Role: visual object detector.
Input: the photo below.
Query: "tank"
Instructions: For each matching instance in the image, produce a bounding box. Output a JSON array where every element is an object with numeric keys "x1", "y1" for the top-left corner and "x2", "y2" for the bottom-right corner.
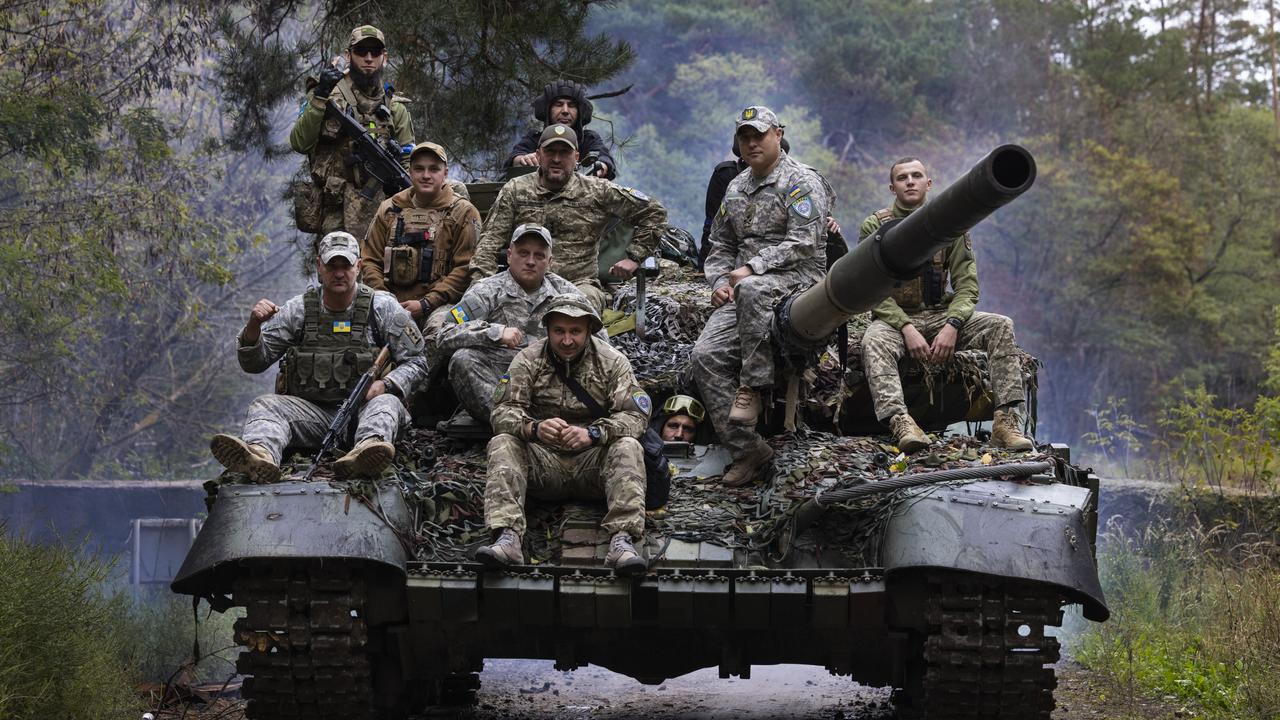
[{"x1": 171, "y1": 144, "x2": 1106, "y2": 720}]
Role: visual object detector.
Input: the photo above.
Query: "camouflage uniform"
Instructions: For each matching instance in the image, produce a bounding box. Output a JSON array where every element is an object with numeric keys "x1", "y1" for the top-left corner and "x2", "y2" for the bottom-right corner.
[
  {"x1": 858, "y1": 202, "x2": 1024, "y2": 421},
  {"x1": 236, "y1": 284, "x2": 427, "y2": 463},
  {"x1": 431, "y1": 270, "x2": 588, "y2": 422},
  {"x1": 468, "y1": 171, "x2": 666, "y2": 312},
  {"x1": 485, "y1": 331, "x2": 650, "y2": 538},
  {"x1": 691, "y1": 150, "x2": 831, "y2": 456},
  {"x1": 289, "y1": 73, "x2": 413, "y2": 240}
]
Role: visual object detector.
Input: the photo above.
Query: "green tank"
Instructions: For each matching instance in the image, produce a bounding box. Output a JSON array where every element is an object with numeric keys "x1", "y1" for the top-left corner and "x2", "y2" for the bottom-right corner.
[{"x1": 172, "y1": 144, "x2": 1106, "y2": 719}]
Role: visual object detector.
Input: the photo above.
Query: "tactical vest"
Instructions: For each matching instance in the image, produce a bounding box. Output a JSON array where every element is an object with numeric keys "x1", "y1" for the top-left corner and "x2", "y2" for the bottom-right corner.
[
  {"x1": 384, "y1": 198, "x2": 464, "y2": 288},
  {"x1": 873, "y1": 207, "x2": 947, "y2": 309},
  {"x1": 281, "y1": 286, "x2": 377, "y2": 405},
  {"x1": 311, "y1": 77, "x2": 396, "y2": 186}
]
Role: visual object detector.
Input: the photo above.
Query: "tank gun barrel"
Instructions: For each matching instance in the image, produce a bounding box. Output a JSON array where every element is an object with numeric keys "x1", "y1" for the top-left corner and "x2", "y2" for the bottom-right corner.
[{"x1": 778, "y1": 144, "x2": 1036, "y2": 346}]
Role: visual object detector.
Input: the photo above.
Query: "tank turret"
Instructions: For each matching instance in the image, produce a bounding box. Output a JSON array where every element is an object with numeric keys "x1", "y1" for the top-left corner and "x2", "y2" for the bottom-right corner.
[{"x1": 776, "y1": 144, "x2": 1036, "y2": 348}]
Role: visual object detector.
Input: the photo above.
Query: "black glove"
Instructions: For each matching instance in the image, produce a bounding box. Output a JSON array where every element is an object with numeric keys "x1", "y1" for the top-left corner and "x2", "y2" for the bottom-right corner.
[{"x1": 313, "y1": 67, "x2": 343, "y2": 99}]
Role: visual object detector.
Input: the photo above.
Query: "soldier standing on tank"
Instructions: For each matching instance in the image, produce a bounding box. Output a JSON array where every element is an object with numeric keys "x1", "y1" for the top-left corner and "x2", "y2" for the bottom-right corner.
[
  {"x1": 475, "y1": 295, "x2": 650, "y2": 574},
  {"x1": 433, "y1": 224, "x2": 596, "y2": 424},
  {"x1": 859, "y1": 157, "x2": 1033, "y2": 453},
  {"x1": 360, "y1": 141, "x2": 480, "y2": 336},
  {"x1": 469, "y1": 124, "x2": 667, "y2": 313},
  {"x1": 505, "y1": 80, "x2": 616, "y2": 179},
  {"x1": 690, "y1": 106, "x2": 832, "y2": 488},
  {"x1": 210, "y1": 232, "x2": 428, "y2": 483},
  {"x1": 289, "y1": 25, "x2": 414, "y2": 240}
]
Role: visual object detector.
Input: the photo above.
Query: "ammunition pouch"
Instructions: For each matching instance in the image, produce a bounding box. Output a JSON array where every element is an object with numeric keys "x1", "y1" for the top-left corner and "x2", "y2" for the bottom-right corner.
[
  {"x1": 322, "y1": 174, "x2": 346, "y2": 207},
  {"x1": 386, "y1": 230, "x2": 435, "y2": 287},
  {"x1": 280, "y1": 286, "x2": 378, "y2": 405},
  {"x1": 291, "y1": 168, "x2": 325, "y2": 234}
]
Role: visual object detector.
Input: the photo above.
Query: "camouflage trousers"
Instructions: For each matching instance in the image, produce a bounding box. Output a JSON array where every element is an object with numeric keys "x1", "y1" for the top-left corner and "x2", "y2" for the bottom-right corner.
[
  {"x1": 862, "y1": 309, "x2": 1025, "y2": 422},
  {"x1": 448, "y1": 346, "x2": 519, "y2": 423},
  {"x1": 317, "y1": 184, "x2": 382, "y2": 242},
  {"x1": 421, "y1": 304, "x2": 453, "y2": 335},
  {"x1": 242, "y1": 393, "x2": 408, "y2": 464},
  {"x1": 690, "y1": 273, "x2": 799, "y2": 458},
  {"x1": 484, "y1": 433, "x2": 646, "y2": 538},
  {"x1": 575, "y1": 280, "x2": 608, "y2": 316}
]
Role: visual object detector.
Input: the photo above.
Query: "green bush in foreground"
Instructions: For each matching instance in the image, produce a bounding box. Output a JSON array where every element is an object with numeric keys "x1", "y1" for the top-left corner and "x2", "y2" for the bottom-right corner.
[
  {"x1": 0, "y1": 530, "x2": 143, "y2": 720},
  {"x1": 1075, "y1": 521, "x2": 1280, "y2": 719}
]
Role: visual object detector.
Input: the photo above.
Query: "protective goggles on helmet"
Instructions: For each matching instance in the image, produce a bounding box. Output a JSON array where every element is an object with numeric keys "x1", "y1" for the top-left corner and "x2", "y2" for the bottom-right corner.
[{"x1": 662, "y1": 395, "x2": 705, "y2": 423}]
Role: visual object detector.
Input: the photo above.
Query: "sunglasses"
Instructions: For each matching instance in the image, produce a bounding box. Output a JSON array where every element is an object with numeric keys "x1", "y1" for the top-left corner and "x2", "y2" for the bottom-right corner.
[
  {"x1": 351, "y1": 45, "x2": 385, "y2": 58},
  {"x1": 662, "y1": 395, "x2": 705, "y2": 423}
]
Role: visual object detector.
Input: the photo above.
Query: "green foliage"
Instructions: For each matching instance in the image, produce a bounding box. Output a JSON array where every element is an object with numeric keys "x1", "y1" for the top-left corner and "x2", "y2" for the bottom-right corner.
[
  {"x1": 1155, "y1": 385, "x2": 1279, "y2": 493},
  {"x1": 0, "y1": 532, "x2": 142, "y2": 719},
  {"x1": 1081, "y1": 396, "x2": 1147, "y2": 477}
]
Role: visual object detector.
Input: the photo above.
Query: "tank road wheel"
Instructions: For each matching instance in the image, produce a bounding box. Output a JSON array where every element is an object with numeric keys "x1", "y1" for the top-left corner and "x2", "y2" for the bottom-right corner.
[
  {"x1": 233, "y1": 561, "x2": 375, "y2": 720},
  {"x1": 894, "y1": 573, "x2": 1063, "y2": 720}
]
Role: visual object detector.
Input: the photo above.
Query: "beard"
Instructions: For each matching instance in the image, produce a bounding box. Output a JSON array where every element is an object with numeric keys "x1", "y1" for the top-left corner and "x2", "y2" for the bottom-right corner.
[{"x1": 350, "y1": 66, "x2": 382, "y2": 92}]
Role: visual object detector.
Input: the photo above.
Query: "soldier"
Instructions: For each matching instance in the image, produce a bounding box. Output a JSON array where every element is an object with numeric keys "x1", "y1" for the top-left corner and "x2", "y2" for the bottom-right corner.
[
  {"x1": 360, "y1": 141, "x2": 480, "y2": 335},
  {"x1": 432, "y1": 223, "x2": 594, "y2": 423},
  {"x1": 469, "y1": 123, "x2": 667, "y2": 313},
  {"x1": 210, "y1": 232, "x2": 428, "y2": 482},
  {"x1": 475, "y1": 295, "x2": 650, "y2": 574},
  {"x1": 289, "y1": 25, "x2": 413, "y2": 240},
  {"x1": 655, "y1": 394, "x2": 704, "y2": 443},
  {"x1": 858, "y1": 157, "x2": 1033, "y2": 453},
  {"x1": 690, "y1": 106, "x2": 832, "y2": 487},
  {"x1": 505, "y1": 80, "x2": 616, "y2": 179}
]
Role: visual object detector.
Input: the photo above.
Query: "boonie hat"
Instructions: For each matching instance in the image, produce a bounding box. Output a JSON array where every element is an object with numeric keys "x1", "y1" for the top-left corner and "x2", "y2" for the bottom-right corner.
[
  {"x1": 541, "y1": 294, "x2": 602, "y2": 332},
  {"x1": 511, "y1": 223, "x2": 553, "y2": 248},
  {"x1": 735, "y1": 105, "x2": 782, "y2": 133},
  {"x1": 538, "y1": 123, "x2": 578, "y2": 151},
  {"x1": 408, "y1": 141, "x2": 448, "y2": 164},
  {"x1": 348, "y1": 25, "x2": 385, "y2": 49},
  {"x1": 318, "y1": 231, "x2": 360, "y2": 265}
]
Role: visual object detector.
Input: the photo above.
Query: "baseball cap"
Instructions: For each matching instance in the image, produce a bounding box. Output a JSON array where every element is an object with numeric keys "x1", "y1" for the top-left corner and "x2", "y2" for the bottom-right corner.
[
  {"x1": 318, "y1": 231, "x2": 360, "y2": 264},
  {"x1": 735, "y1": 105, "x2": 782, "y2": 133},
  {"x1": 541, "y1": 293, "x2": 602, "y2": 332},
  {"x1": 511, "y1": 223, "x2": 553, "y2": 248},
  {"x1": 538, "y1": 123, "x2": 578, "y2": 151},
  {"x1": 408, "y1": 141, "x2": 448, "y2": 164},
  {"x1": 348, "y1": 25, "x2": 385, "y2": 48}
]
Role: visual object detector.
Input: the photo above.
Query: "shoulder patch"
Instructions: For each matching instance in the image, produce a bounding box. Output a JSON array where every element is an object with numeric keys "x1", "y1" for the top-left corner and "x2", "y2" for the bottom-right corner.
[
  {"x1": 632, "y1": 390, "x2": 652, "y2": 414},
  {"x1": 403, "y1": 322, "x2": 423, "y2": 346},
  {"x1": 451, "y1": 306, "x2": 470, "y2": 324},
  {"x1": 493, "y1": 373, "x2": 510, "y2": 403},
  {"x1": 791, "y1": 197, "x2": 815, "y2": 220},
  {"x1": 625, "y1": 186, "x2": 649, "y2": 201},
  {"x1": 786, "y1": 182, "x2": 812, "y2": 202}
]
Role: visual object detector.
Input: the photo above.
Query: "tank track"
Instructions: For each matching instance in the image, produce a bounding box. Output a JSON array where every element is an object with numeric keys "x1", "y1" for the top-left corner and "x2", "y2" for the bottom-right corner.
[
  {"x1": 900, "y1": 574, "x2": 1063, "y2": 719},
  {"x1": 232, "y1": 561, "x2": 375, "y2": 720}
]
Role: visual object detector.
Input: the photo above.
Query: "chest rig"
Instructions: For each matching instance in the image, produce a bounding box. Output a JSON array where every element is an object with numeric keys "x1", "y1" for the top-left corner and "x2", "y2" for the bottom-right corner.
[
  {"x1": 875, "y1": 207, "x2": 947, "y2": 308},
  {"x1": 384, "y1": 198, "x2": 460, "y2": 288},
  {"x1": 280, "y1": 286, "x2": 377, "y2": 405},
  {"x1": 311, "y1": 78, "x2": 395, "y2": 186}
]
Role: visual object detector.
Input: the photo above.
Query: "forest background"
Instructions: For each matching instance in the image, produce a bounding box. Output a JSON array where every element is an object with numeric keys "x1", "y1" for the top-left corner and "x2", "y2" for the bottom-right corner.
[{"x1": 2, "y1": 0, "x2": 1278, "y2": 490}]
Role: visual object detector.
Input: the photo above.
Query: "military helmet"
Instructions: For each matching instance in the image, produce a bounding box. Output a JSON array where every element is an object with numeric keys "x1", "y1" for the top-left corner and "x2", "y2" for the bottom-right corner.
[
  {"x1": 540, "y1": 293, "x2": 603, "y2": 333},
  {"x1": 531, "y1": 79, "x2": 594, "y2": 126},
  {"x1": 662, "y1": 394, "x2": 706, "y2": 423}
]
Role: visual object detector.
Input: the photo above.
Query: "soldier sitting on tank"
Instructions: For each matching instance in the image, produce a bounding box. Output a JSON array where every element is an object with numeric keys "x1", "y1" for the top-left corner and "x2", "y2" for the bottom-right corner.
[
  {"x1": 360, "y1": 141, "x2": 480, "y2": 336},
  {"x1": 859, "y1": 157, "x2": 1033, "y2": 453},
  {"x1": 432, "y1": 223, "x2": 596, "y2": 425},
  {"x1": 469, "y1": 123, "x2": 667, "y2": 314},
  {"x1": 210, "y1": 232, "x2": 428, "y2": 483},
  {"x1": 690, "y1": 105, "x2": 832, "y2": 488},
  {"x1": 654, "y1": 394, "x2": 704, "y2": 443},
  {"x1": 475, "y1": 295, "x2": 651, "y2": 574},
  {"x1": 505, "y1": 79, "x2": 616, "y2": 179}
]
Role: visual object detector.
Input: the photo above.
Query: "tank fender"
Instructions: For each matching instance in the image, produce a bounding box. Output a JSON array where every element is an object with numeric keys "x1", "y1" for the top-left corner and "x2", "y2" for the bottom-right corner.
[
  {"x1": 171, "y1": 481, "x2": 410, "y2": 598},
  {"x1": 880, "y1": 480, "x2": 1108, "y2": 621}
]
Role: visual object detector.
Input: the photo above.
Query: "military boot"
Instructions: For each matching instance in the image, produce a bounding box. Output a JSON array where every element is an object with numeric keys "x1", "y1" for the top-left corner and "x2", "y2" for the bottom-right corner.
[
  {"x1": 721, "y1": 440, "x2": 775, "y2": 487},
  {"x1": 991, "y1": 407, "x2": 1034, "y2": 451},
  {"x1": 475, "y1": 528, "x2": 523, "y2": 567},
  {"x1": 889, "y1": 413, "x2": 930, "y2": 453},
  {"x1": 210, "y1": 434, "x2": 280, "y2": 484},
  {"x1": 605, "y1": 532, "x2": 648, "y2": 575},
  {"x1": 728, "y1": 385, "x2": 761, "y2": 425},
  {"x1": 333, "y1": 437, "x2": 396, "y2": 479}
]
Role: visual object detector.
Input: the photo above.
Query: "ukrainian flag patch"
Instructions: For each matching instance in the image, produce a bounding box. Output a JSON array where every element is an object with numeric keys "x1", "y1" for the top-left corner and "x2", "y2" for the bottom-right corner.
[
  {"x1": 332, "y1": 320, "x2": 352, "y2": 333},
  {"x1": 451, "y1": 306, "x2": 470, "y2": 324}
]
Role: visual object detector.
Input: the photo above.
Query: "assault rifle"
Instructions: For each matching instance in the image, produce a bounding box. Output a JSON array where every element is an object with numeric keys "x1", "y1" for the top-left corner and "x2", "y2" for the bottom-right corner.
[
  {"x1": 326, "y1": 99, "x2": 412, "y2": 199},
  {"x1": 303, "y1": 346, "x2": 392, "y2": 482}
]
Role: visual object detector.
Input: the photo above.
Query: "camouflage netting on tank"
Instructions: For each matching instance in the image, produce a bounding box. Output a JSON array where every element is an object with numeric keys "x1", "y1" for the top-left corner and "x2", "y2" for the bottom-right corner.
[{"x1": 608, "y1": 269, "x2": 712, "y2": 397}]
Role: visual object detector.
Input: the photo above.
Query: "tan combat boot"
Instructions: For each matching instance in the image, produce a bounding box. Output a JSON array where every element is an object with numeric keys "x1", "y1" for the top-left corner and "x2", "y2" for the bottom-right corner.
[
  {"x1": 475, "y1": 528, "x2": 524, "y2": 567},
  {"x1": 210, "y1": 434, "x2": 280, "y2": 484},
  {"x1": 333, "y1": 437, "x2": 396, "y2": 479},
  {"x1": 728, "y1": 385, "x2": 762, "y2": 425},
  {"x1": 605, "y1": 532, "x2": 648, "y2": 575},
  {"x1": 722, "y1": 440, "x2": 775, "y2": 487},
  {"x1": 889, "y1": 413, "x2": 930, "y2": 453},
  {"x1": 991, "y1": 407, "x2": 1034, "y2": 451}
]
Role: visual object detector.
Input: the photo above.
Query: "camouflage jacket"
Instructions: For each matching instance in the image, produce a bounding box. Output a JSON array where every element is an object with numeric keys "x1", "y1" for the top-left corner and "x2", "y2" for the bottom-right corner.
[
  {"x1": 432, "y1": 271, "x2": 591, "y2": 356},
  {"x1": 361, "y1": 184, "x2": 481, "y2": 309},
  {"x1": 469, "y1": 172, "x2": 666, "y2": 286},
  {"x1": 288, "y1": 76, "x2": 414, "y2": 182},
  {"x1": 704, "y1": 152, "x2": 831, "y2": 290},
  {"x1": 857, "y1": 200, "x2": 978, "y2": 330},
  {"x1": 491, "y1": 337, "x2": 650, "y2": 447},
  {"x1": 237, "y1": 284, "x2": 428, "y2": 398}
]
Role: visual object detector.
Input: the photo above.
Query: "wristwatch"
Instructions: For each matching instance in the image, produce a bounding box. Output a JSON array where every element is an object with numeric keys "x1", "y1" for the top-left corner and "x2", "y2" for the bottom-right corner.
[
  {"x1": 529, "y1": 420, "x2": 542, "y2": 441},
  {"x1": 587, "y1": 425, "x2": 603, "y2": 446},
  {"x1": 946, "y1": 317, "x2": 964, "y2": 331}
]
